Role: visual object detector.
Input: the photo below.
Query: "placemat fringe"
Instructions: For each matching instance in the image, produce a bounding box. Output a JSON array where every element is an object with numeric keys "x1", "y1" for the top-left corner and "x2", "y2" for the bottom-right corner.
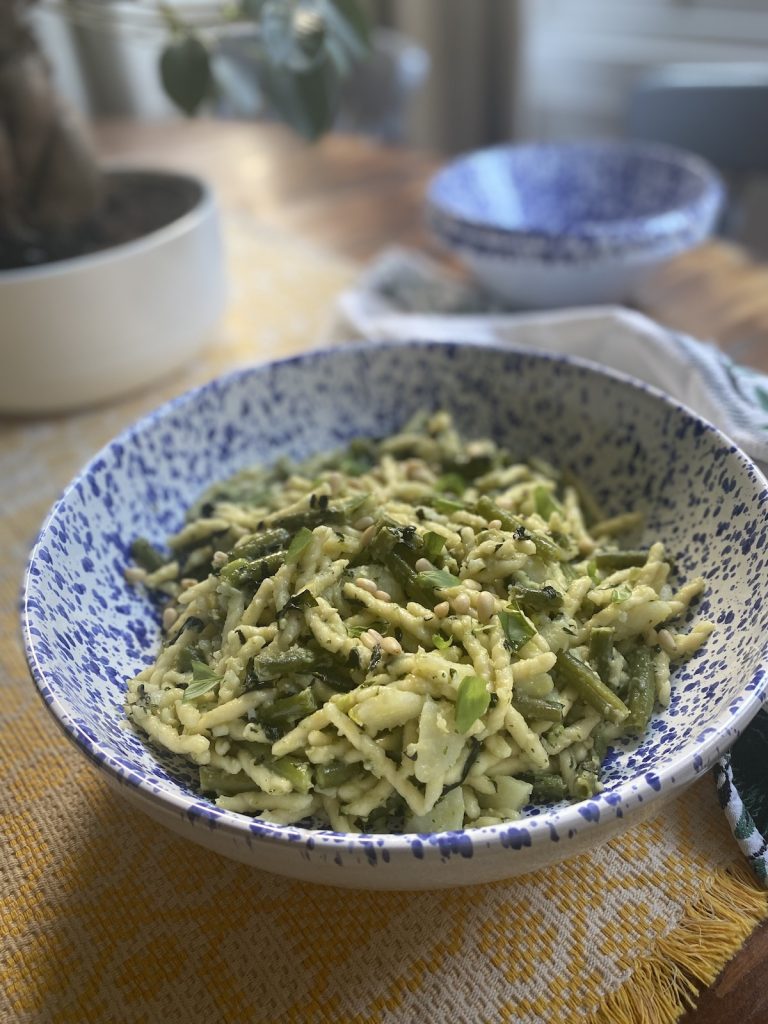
[{"x1": 586, "y1": 863, "x2": 768, "y2": 1024}]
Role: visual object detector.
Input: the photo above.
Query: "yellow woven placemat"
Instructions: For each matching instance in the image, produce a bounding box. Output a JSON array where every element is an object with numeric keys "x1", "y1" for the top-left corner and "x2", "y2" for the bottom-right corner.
[{"x1": 2, "y1": 220, "x2": 766, "y2": 1024}]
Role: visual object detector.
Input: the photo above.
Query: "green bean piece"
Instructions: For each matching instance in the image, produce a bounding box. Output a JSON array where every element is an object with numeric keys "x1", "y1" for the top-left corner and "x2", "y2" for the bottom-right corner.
[
  {"x1": 533, "y1": 485, "x2": 561, "y2": 520},
  {"x1": 523, "y1": 773, "x2": 569, "y2": 803},
  {"x1": 589, "y1": 626, "x2": 615, "y2": 685},
  {"x1": 510, "y1": 695, "x2": 565, "y2": 723},
  {"x1": 250, "y1": 646, "x2": 356, "y2": 692},
  {"x1": 229, "y1": 528, "x2": 290, "y2": 562},
  {"x1": 572, "y1": 752, "x2": 602, "y2": 800},
  {"x1": 474, "y1": 497, "x2": 564, "y2": 561},
  {"x1": 554, "y1": 651, "x2": 630, "y2": 724},
  {"x1": 498, "y1": 605, "x2": 536, "y2": 654},
  {"x1": 130, "y1": 537, "x2": 166, "y2": 573},
  {"x1": 219, "y1": 551, "x2": 285, "y2": 589},
  {"x1": 271, "y1": 756, "x2": 313, "y2": 794},
  {"x1": 373, "y1": 541, "x2": 436, "y2": 607},
  {"x1": 199, "y1": 766, "x2": 258, "y2": 796},
  {"x1": 593, "y1": 549, "x2": 649, "y2": 571},
  {"x1": 258, "y1": 687, "x2": 318, "y2": 727},
  {"x1": 311, "y1": 679, "x2": 338, "y2": 705},
  {"x1": 511, "y1": 584, "x2": 563, "y2": 612},
  {"x1": 315, "y1": 762, "x2": 359, "y2": 789},
  {"x1": 423, "y1": 531, "x2": 446, "y2": 561},
  {"x1": 624, "y1": 647, "x2": 656, "y2": 735},
  {"x1": 442, "y1": 452, "x2": 495, "y2": 481},
  {"x1": 270, "y1": 506, "x2": 346, "y2": 533},
  {"x1": 285, "y1": 526, "x2": 314, "y2": 565}
]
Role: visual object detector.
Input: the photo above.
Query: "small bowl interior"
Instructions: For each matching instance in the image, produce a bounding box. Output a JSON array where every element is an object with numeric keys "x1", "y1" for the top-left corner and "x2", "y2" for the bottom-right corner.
[
  {"x1": 428, "y1": 142, "x2": 716, "y2": 235},
  {"x1": 24, "y1": 342, "x2": 768, "y2": 841}
]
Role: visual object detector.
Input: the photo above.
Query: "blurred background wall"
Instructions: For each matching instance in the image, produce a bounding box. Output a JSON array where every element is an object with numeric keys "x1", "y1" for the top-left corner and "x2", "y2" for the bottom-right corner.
[{"x1": 33, "y1": 0, "x2": 768, "y2": 247}]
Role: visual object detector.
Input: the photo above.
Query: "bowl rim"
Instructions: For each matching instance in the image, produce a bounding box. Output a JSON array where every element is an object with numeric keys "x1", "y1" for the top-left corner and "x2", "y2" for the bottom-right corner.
[
  {"x1": 0, "y1": 167, "x2": 217, "y2": 286},
  {"x1": 426, "y1": 138, "x2": 725, "y2": 245},
  {"x1": 22, "y1": 338, "x2": 768, "y2": 859}
]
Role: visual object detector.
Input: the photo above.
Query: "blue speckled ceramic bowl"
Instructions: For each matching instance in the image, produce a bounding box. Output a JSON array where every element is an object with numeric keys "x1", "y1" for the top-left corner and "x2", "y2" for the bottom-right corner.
[
  {"x1": 427, "y1": 140, "x2": 724, "y2": 308},
  {"x1": 23, "y1": 341, "x2": 768, "y2": 890}
]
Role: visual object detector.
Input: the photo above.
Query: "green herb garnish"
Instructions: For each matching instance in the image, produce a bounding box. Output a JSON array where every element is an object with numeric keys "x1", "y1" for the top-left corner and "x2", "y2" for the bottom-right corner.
[
  {"x1": 455, "y1": 675, "x2": 491, "y2": 733},
  {"x1": 285, "y1": 527, "x2": 313, "y2": 564},
  {"x1": 182, "y1": 659, "x2": 220, "y2": 703}
]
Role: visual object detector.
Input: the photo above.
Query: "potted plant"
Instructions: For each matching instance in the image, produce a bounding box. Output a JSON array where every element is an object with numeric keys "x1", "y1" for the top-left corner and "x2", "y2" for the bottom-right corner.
[{"x1": 1, "y1": 0, "x2": 369, "y2": 414}]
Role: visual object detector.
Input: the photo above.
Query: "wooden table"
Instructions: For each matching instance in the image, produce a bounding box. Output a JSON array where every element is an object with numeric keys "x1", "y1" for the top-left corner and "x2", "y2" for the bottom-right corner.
[{"x1": 96, "y1": 119, "x2": 768, "y2": 1023}]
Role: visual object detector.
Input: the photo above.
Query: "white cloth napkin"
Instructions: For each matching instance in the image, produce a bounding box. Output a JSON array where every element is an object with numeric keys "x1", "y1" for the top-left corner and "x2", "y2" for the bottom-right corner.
[{"x1": 326, "y1": 247, "x2": 768, "y2": 471}]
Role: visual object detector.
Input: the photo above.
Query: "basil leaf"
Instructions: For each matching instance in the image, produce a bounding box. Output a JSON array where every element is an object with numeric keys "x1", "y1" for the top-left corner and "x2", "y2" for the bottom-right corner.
[
  {"x1": 423, "y1": 531, "x2": 446, "y2": 562},
  {"x1": 455, "y1": 675, "x2": 490, "y2": 733},
  {"x1": 286, "y1": 526, "x2": 313, "y2": 564},
  {"x1": 182, "y1": 659, "x2": 219, "y2": 703},
  {"x1": 415, "y1": 569, "x2": 462, "y2": 590},
  {"x1": 499, "y1": 606, "x2": 536, "y2": 654}
]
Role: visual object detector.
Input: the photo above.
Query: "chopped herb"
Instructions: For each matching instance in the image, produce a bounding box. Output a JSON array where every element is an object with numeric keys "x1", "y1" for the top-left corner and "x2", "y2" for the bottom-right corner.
[
  {"x1": 611, "y1": 583, "x2": 633, "y2": 604},
  {"x1": 182, "y1": 660, "x2": 220, "y2": 703},
  {"x1": 416, "y1": 507, "x2": 426, "y2": 521},
  {"x1": 285, "y1": 526, "x2": 314, "y2": 564},
  {"x1": 368, "y1": 644, "x2": 382, "y2": 673},
  {"x1": 318, "y1": 494, "x2": 330, "y2": 510},
  {"x1": 309, "y1": 493, "x2": 317, "y2": 509},
  {"x1": 432, "y1": 633, "x2": 453, "y2": 650},
  {"x1": 455, "y1": 675, "x2": 490, "y2": 733},
  {"x1": 423, "y1": 531, "x2": 446, "y2": 561},
  {"x1": 436, "y1": 472, "x2": 466, "y2": 495},
  {"x1": 513, "y1": 525, "x2": 528, "y2": 541},
  {"x1": 415, "y1": 568, "x2": 462, "y2": 590},
  {"x1": 235, "y1": 628, "x2": 246, "y2": 644},
  {"x1": 499, "y1": 605, "x2": 536, "y2": 654}
]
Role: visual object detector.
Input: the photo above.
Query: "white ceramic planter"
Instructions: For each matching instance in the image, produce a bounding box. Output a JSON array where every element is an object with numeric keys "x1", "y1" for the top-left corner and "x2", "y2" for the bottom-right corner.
[{"x1": 0, "y1": 169, "x2": 226, "y2": 414}]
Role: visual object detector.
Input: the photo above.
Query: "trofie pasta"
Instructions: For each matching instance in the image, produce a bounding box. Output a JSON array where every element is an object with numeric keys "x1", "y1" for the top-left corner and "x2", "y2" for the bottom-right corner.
[{"x1": 125, "y1": 412, "x2": 713, "y2": 832}]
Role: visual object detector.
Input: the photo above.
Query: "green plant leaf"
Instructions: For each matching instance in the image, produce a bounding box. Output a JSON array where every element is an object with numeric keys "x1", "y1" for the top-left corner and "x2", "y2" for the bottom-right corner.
[
  {"x1": 286, "y1": 526, "x2": 313, "y2": 564},
  {"x1": 324, "y1": 0, "x2": 370, "y2": 47},
  {"x1": 256, "y1": 56, "x2": 339, "y2": 140},
  {"x1": 160, "y1": 35, "x2": 213, "y2": 116}
]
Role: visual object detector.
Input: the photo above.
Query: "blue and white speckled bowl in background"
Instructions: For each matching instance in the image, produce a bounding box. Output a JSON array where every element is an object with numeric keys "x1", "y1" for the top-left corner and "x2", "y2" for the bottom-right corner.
[
  {"x1": 22, "y1": 341, "x2": 768, "y2": 890},
  {"x1": 427, "y1": 141, "x2": 724, "y2": 309}
]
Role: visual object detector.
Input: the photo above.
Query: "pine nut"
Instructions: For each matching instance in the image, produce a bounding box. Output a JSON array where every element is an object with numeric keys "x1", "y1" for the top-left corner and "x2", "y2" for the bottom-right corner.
[
  {"x1": 453, "y1": 593, "x2": 471, "y2": 615},
  {"x1": 414, "y1": 557, "x2": 433, "y2": 573},
  {"x1": 477, "y1": 591, "x2": 495, "y2": 622},
  {"x1": 353, "y1": 515, "x2": 375, "y2": 531},
  {"x1": 360, "y1": 524, "x2": 376, "y2": 547},
  {"x1": 124, "y1": 567, "x2": 146, "y2": 584},
  {"x1": 374, "y1": 589, "x2": 392, "y2": 602},
  {"x1": 488, "y1": 519, "x2": 502, "y2": 530},
  {"x1": 360, "y1": 632, "x2": 376, "y2": 650},
  {"x1": 211, "y1": 550, "x2": 228, "y2": 569},
  {"x1": 355, "y1": 577, "x2": 378, "y2": 593},
  {"x1": 367, "y1": 629, "x2": 384, "y2": 645},
  {"x1": 162, "y1": 606, "x2": 178, "y2": 631},
  {"x1": 434, "y1": 601, "x2": 450, "y2": 618},
  {"x1": 381, "y1": 636, "x2": 402, "y2": 656},
  {"x1": 658, "y1": 629, "x2": 677, "y2": 655}
]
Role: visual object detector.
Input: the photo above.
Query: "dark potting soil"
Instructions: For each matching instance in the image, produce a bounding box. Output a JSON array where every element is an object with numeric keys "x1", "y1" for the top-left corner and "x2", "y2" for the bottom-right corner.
[{"x1": 0, "y1": 171, "x2": 203, "y2": 272}]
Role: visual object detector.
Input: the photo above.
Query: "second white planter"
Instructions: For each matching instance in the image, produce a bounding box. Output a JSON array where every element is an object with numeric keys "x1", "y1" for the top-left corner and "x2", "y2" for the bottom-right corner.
[{"x1": 0, "y1": 168, "x2": 226, "y2": 415}]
